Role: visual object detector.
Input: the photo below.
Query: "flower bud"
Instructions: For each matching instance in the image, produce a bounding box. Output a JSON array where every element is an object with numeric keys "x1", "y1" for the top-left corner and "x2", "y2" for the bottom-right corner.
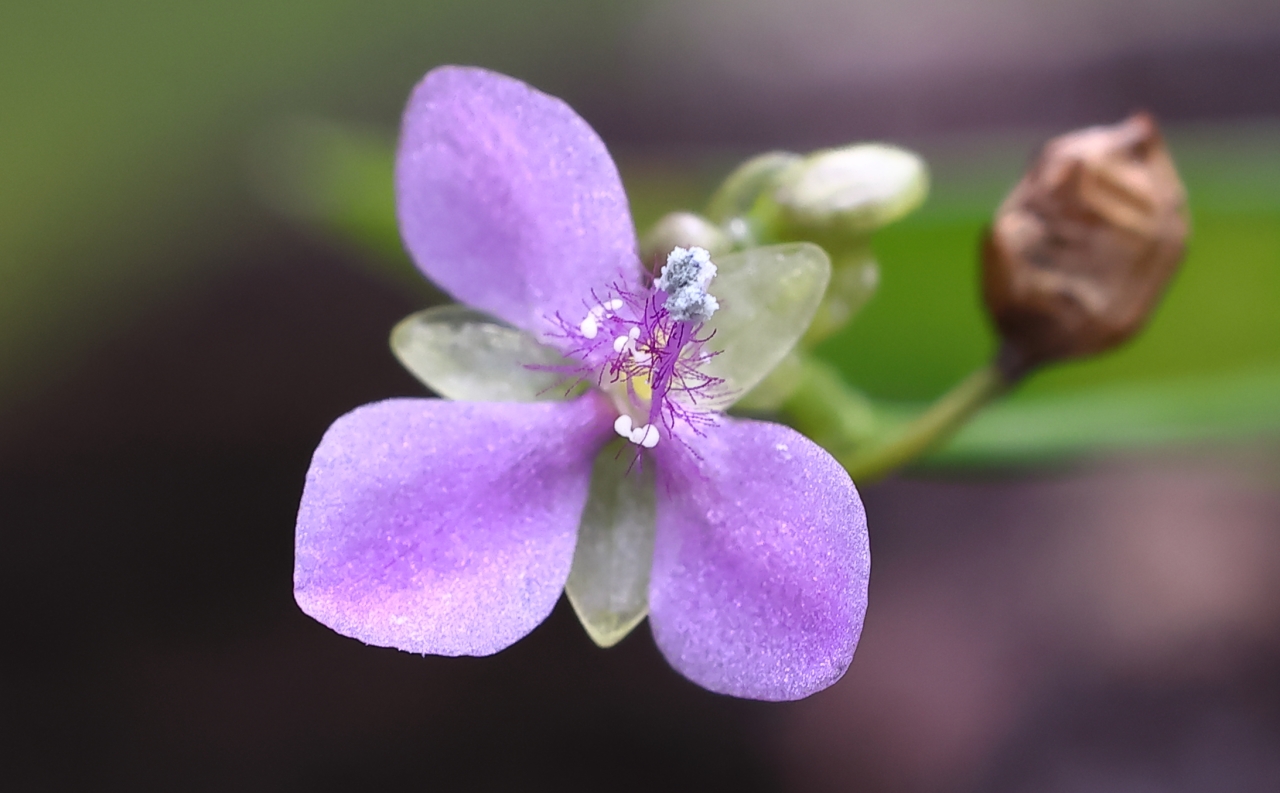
[
  {"x1": 982, "y1": 113, "x2": 1189, "y2": 377},
  {"x1": 639, "y1": 211, "x2": 731, "y2": 266},
  {"x1": 705, "y1": 151, "x2": 802, "y2": 246},
  {"x1": 763, "y1": 144, "x2": 928, "y2": 242}
]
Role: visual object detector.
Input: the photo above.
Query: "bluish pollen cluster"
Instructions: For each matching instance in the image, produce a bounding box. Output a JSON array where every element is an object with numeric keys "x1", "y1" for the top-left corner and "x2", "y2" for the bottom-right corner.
[
  {"x1": 553, "y1": 247, "x2": 726, "y2": 450},
  {"x1": 656, "y1": 247, "x2": 720, "y2": 323}
]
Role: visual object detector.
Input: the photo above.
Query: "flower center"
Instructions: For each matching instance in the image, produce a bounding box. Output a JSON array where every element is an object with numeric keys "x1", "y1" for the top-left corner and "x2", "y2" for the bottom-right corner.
[{"x1": 557, "y1": 247, "x2": 725, "y2": 449}]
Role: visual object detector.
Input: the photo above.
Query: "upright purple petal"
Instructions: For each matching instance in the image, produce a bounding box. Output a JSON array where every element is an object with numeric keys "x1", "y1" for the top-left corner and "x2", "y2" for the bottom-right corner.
[
  {"x1": 648, "y1": 418, "x2": 870, "y2": 700},
  {"x1": 295, "y1": 395, "x2": 615, "y2": 656},
  {"x1": 397, "y1": 66, "x2": 640, "y2": 342}
]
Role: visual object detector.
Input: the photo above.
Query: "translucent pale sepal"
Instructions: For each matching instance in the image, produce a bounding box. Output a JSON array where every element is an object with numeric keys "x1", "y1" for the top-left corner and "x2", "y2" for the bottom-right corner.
[
  {"x1": 696, "y1": 243, "x2": 831, "y2": 411},
  {"x1": 731, "y1": 352, "x2": 804, "y2": 412},
  {"x1": 391, "y1": 305, "x2": 582, "y2": 402},
  {"x1": 803, "y1": 245, "x2": 881, "y2": 345},
  {"x1": 565, "y1": 440, "x2": 657, "y2": 648}
]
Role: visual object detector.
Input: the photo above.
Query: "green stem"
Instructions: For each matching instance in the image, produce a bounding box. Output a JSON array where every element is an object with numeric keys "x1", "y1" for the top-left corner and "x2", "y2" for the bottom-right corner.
[
  {"x1": 779, "y1": 357, "x2": 880, "y2": 457},
  {"x1": 841, "y1": 363, "x2": 1012, "y2": 482},
  {"x1": 781, "y1": 357, "x2": 1015, "y2": 482}
]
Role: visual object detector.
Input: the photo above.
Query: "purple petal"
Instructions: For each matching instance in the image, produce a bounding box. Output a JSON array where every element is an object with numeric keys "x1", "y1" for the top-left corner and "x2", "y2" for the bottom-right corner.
[
  {"x1": 295, "y1": 395, "x2": 615, "y2": 656},
  {"x1": 396, "y1": 66, "x2": 640, "y2": 342},
  {"x1": 648, "y1": 418, "x2": 870, "y2": 700}
]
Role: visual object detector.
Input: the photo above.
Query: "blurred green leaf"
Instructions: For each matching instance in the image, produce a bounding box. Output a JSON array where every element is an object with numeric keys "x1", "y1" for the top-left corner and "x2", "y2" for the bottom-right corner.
[
  {"x1": 0, "y1": 0, "x2": 634, "y2": 413},
  {"x1": 254, "y1": 119, "x2": 424, "y2": 292},
  {"x1": 269, "y1": 120, "x2": 1280, "y2": 465},
  {"x1": 923, "y1": 364, "x2": 1280, "y2": 467},
  {"x1": 818, "y1": 124, "x2": 1280, "y2": 402}
]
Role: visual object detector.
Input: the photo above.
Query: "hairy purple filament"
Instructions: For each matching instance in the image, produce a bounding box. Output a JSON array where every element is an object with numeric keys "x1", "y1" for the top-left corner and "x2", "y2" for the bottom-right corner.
[
  {"x1": 550, "y1": 280, "x2": 724, "y2": 447},
  {"x1": 620, "y1": 291, "x2": 722, "y2": 439}
]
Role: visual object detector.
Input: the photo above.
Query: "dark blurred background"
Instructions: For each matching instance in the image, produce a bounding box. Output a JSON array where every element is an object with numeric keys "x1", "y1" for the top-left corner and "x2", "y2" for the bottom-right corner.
[{"x1": 3, "y1": 1, "x2": 1279, "y2": 790}]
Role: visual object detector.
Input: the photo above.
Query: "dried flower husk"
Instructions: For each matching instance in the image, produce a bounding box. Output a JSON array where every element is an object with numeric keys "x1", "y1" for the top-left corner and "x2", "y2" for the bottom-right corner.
[{"x1": 983, "y1": 112, "x2": 1189, "y2": 378}]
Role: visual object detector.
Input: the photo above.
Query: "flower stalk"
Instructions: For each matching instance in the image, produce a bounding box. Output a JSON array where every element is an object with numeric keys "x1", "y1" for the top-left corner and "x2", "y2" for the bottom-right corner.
[{"x1": 782, "y1": 360, "x2": 1013, "y2": 483}]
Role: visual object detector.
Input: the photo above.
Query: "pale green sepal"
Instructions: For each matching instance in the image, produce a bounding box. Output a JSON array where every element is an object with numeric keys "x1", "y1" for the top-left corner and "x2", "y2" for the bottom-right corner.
[
  {"x1": 695, "y1": 243, "x2": 832, "y2": 412},
  {"x1": 390, "y1": 305, "x2": 582, "y2": 402},
  {"x1": 565, "y1": 441, "x2": 657, "y2": 648},
  {"x1": 732, "y1": 351, "x2": 804, "y2": 412},
  {"x1": 803, "y1": 245, "x2": 880, "y2": 346}
]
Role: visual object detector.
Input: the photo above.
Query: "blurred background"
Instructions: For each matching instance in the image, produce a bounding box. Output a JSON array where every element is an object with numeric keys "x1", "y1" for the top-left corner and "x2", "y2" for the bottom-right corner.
[{"x1": 3, "y1": 1, "x2": 1279, "y2": 790}]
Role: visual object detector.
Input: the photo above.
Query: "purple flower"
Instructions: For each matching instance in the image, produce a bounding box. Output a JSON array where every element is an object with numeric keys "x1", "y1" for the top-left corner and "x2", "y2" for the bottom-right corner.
[{"x1": 294, "y1": 66, "x2": 870, "y2": 700}]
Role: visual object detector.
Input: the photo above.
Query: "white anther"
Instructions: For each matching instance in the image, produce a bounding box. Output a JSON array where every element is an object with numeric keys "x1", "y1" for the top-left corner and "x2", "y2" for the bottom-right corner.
[
  {"x1": 618, "y1": 417, "x2": 659, "y2": 448},
  {"x1": 613, "y1": 415, "x2": 633, "y2": 438},
  {"x1": 579, "y1": 315, "x2": 599, "y2": 339},
  {"x1": 628, "y1": 327, "x2": 640, "y2": 340},
  {"x1": 613, "y1": 335, "x2": 630, "y2": 353},
  {"x1": 636, "y1": 424, "x2": 661, "y2": 448},
  {"x1": 590, "y1": 299, "x2": 623, "y2": 320}
]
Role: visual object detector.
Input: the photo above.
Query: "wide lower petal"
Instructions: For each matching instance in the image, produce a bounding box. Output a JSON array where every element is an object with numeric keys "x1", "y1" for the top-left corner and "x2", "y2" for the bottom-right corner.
[
  {"x1": 396, "y1": 66, "x2": 640, "y2": 344},
  {"x1": 295, "y1": 395, "x2": 614, "y2": 656},
  {"x1": 649, "y1": 417, "x2": 869, "y2": 700}
]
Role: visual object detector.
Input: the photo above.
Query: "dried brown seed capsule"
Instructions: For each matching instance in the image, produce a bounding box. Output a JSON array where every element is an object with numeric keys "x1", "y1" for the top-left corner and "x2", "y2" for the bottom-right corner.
[{"x1": 982, "y1": 112, "x2": 1189, "y2": 379}]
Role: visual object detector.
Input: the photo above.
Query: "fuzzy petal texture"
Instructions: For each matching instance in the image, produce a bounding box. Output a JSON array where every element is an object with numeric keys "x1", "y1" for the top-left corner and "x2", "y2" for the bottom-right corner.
[
  {"x1": 295, "y1": 395, "x2": 615, "y2": 656},
  {"x1": 648, "y1": 417, "x2": 870, "y2": 700},
  {"x1": 396, "y1": 66, "x2": 640, "y2": 344}
]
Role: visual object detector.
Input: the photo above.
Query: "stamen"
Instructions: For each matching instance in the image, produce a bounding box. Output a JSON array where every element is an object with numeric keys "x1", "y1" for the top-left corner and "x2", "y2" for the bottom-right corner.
[
  {"x1": 637, "y1": 424, "x2": 661, "y2": 448},
  {"x1": 626, "y1": 423, "x2": 660, "y2": 448},
  {"x1": 613, "y1": 414, "x2": 661, "y2": 448},
  {"x1": 549, "y1": 272, "x2": 726, "y2": 451},
  {"x1": 656, "y1": 246, "x2": 720, "y2": 323},
  {"x1": 580, "y1": 299, "x2": 629, "y2": 342},
  {"x1": 613, "y1": 415, "x2": 633, "y2": 438}
]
